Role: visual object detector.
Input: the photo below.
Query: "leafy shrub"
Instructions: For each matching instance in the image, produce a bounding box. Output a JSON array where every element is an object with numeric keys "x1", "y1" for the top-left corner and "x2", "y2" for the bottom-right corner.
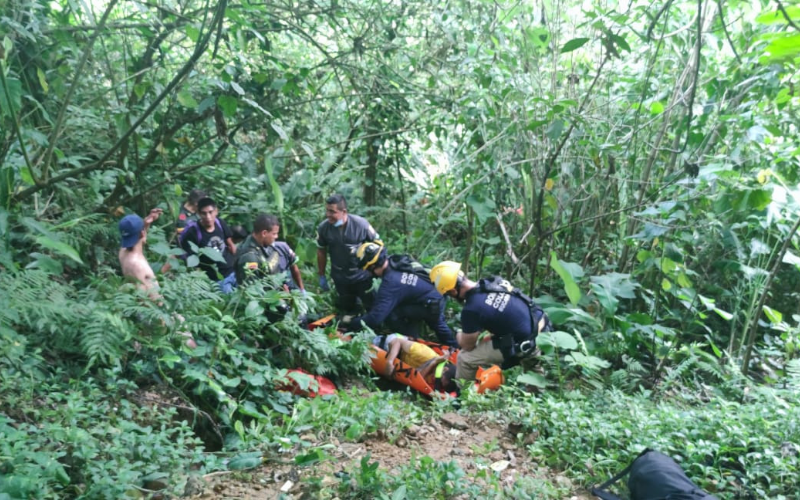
[
  {"x1": 499, "y1": 388, "x2": 800, "y2": 498},
  {"x1": 0, "y1": 374, "x2": 210, "y2": 498}
]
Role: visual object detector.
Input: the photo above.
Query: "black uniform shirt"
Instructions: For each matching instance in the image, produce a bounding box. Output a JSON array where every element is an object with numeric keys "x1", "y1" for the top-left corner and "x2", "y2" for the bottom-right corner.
[
  {"x1": 461, "y1": 289, "x2": 533, "y2": 345},
  {"x1": 315, "y1": 214, "x2": 379, "y2": 284},
  {"x1": 356, "y1": 266, "x2": 442, "y2": 330}
]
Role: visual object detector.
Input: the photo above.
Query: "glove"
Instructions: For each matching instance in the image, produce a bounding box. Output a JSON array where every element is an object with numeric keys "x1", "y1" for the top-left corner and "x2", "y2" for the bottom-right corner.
[{"x1": 319, "y1": 275, "x2": 330, "y2": 292}]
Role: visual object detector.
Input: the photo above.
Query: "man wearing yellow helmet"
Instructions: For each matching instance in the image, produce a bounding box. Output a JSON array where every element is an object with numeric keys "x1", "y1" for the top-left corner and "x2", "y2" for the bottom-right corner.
[
  {"x1": 342, "y1": 242, "x2": 458, "y2": 347},
  {"x1": 429, "y1": 261, "x2": 552, "y2": 381}
]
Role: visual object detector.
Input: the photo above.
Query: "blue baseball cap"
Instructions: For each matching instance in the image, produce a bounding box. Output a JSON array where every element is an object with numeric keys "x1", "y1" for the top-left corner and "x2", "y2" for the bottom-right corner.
[{"x1": 119, "y1": 214, "x2": 144, "y2": 248}]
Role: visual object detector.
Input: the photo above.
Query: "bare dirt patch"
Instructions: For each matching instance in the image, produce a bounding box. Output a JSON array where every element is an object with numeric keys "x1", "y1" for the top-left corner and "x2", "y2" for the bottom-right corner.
[{"x1": 187, "y1": 412, "x2": 593, "y2": 499}]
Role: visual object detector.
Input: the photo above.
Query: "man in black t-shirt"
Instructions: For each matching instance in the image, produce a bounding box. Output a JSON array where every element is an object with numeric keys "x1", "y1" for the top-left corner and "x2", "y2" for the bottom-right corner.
[
  {"x1": 179, "y1": 197, "x2": 238, "y2": 293},
  {"x1": 316, "y1": 194, "x2": 380, "y2": 313}
]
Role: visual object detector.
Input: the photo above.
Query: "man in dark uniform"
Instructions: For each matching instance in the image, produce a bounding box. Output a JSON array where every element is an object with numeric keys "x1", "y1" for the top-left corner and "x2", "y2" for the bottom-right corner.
[
  {"x1": 179, "y1": 197, "x2": 237, "y2": 293},
  {"x1": 236, "y1": 214, "x2": 305, "y2": 292},
  {"x1": 429, "y1": 261, "x2": 552, "y2": 381},
  {"x1": 316, "y1": 194, "x2": 380, "y2": 313},
  {"x1": 343, "y1": 242, "x2": 457, "y2": 347}
]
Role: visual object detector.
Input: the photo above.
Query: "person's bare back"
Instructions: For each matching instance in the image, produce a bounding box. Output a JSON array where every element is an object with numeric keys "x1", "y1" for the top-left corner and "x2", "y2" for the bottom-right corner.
[
  {"x1": 119, "y1": 246, "x2": 158, "y2": 292},
  {"x1": 118, "y1": 208, "x2": 162, "y2": 294}
]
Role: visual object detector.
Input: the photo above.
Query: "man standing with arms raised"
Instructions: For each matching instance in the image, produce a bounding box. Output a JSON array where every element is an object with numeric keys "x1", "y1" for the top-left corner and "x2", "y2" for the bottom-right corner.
[
  {"x1": 118, "y1": 208, "x2": 196, "y2": 348},
  {"x1": 316, "y1": 194, "x2": 380, "y2": 313},
  {"x1": 119, "y1": 208, "x2": 163, "y2": 295}
]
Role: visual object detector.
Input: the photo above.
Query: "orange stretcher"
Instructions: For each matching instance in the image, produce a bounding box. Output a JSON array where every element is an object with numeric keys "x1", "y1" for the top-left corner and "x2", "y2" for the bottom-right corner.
[{"x1": 307, "y1": 314, "x2": 503, "y2": 397}]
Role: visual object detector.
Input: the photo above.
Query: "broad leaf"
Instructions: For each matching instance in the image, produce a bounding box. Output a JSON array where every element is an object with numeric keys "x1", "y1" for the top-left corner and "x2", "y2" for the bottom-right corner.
[
  {"x1": 0, "y1": 76, "x2": 22, "y2": 117},
  {"x1": 265, "y1": 157, "x2": 284, "y2": 214},
  {"x1": 217, "y1": 95, "x2": 238, "y2": 117},
  {"x1": 549, "y1": 251, "x2": 582, "y2": 305},
  {"x1": 465, "y1": 193, "x2": 496, "y2": 224},
  {"x1": 561, "y1": 37, "x2": 589, "y2": 53},
  {"x1": 545, "y1": 119, "x2": 565, "y2": 140},
  {"x1": 537, "y1": 330, "x2": 578, "y2": 351},
  {"x1": 35, "y1": 236, "x2": 84, "y2": 265},
  {"x1": 177, "y1": 90, "x2": 198, "y2": 108},
  {"x1": 227, "y1": 453, "x2": 263, "y2": 471},
  {"x1": 198, "y1": 246, "x2": 227, "y2": 264},
  {"x1": 518, "y1": 372, "x2": 548, "y2": 388},
  {"x1": 590, "y1": 273, "x2": 638, "y2": 315},
  {"x1": 756, "y1": 7, "x2": 800, "y2": 24},
  {"x1": 763, "y1": 305, "x2": 783, "y2": 324}
]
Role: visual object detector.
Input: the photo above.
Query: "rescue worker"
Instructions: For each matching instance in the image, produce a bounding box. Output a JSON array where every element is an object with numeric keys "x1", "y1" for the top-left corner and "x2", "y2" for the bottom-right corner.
[
  {"x1": 342, "y1": 242, "x2": 458, "y2": 347},
  {"x1": 316, "y1": 194, "x2": 380, "y2": 313},
  {"x1": 235, "y1": 214, "x2": 305, "y2": 292},
  {"x1": 429, "y1": 261, "x2": 552, "y2": 381}
]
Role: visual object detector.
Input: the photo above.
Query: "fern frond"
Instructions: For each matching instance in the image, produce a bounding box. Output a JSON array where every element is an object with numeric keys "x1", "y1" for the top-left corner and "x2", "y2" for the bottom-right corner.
[
  {"x1": 786, "y1": 359, "x2": 800, "y2": 389},
  {"x1": 81, "y1": 310, "x2": 131, "y2": 370},
  {"x1": 660, "y1": 354, "x2": 696, "y2": 393}
]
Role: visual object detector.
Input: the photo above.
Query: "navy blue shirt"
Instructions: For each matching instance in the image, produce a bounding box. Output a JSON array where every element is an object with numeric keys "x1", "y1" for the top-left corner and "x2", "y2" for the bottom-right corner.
[
  {"x1": 356, "y1": 267, "x2": 443, "y2": 330},
  {"x1": 316, "y1": 214, "x2": 379, "y2": 284},
  {"x1": 461, "y1": 288, "x2": 533, "y2": 345}
]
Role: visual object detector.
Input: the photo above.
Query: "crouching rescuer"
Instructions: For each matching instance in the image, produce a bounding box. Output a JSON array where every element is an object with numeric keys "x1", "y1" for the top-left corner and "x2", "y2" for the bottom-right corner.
[
  {"x1": 341, "y1": 242, "x2": 458, "y2": 348},
  {"x1": 429, "y1": 261, "x2": 552, "y2": 381}
]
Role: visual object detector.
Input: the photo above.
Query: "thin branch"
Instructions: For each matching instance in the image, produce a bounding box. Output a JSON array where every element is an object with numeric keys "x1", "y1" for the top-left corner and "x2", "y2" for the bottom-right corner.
[
  {"x1": 496, "y1": 214, "x2": 520, "y2": 265},
  {"x1": 716, "y1": 0, "x2": 742, "y2": 64},
  {"x1": 0, "y1": 60, "x2": 37, "y2": 184},
  {"x1": 775, "y1": 0, "x2": 800, "y2": 31},
  {"x1": 14, "y1": 0, "x2": 226, "y2": 203},
  {"x1": 741, "y1": 215, "x2": 800, "y2": 375},
  {"x1": 647, "y1": 0, "x2": 677, "y2": 40},
  {"x1": 37, "y1": 0, "x2": 121, "y2": 177},
  {"x1": 678, "y1": 0, "x2": 705, "y2": 155}
]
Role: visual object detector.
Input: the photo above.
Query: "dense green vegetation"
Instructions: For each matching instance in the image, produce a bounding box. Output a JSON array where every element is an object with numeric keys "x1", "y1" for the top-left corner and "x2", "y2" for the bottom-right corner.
[{"x1": 1, "y1": 0, "x2": 799, "y2": 497}]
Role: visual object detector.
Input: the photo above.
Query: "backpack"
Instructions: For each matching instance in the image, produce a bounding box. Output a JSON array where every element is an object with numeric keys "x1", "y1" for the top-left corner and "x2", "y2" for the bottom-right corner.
[
  {"x1": 592, "y1": 449, "x2": 719, "y2": 500},
  {"x1": 388, "y1": 255, "x2": 432, "y2": 284},
  {"x1": 178, "y1": 218, "x2": 223, "y2": 246},
  {"x1": 477, "y1": 276, "x2": 552, "y2": 366}
]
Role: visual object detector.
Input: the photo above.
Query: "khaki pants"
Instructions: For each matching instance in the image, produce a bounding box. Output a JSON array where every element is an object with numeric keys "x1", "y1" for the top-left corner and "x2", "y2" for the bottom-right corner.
[{"x1": 456, "y1": 339, "x2": 504, "y2": 381}]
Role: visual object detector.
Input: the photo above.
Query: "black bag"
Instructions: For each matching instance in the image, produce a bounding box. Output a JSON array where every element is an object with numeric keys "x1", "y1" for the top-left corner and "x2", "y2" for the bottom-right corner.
[{"x1": 592, "y1": 449, "x2": 718, "y2": 500}]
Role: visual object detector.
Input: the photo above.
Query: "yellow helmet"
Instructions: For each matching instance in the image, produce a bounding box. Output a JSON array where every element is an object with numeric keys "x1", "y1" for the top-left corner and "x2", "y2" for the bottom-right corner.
[
  {"x1": 430, "y1": 261, "x2": 462, "y2": 295},
  {"x1": 355, "y1": 241, "x2": 386, "y2": 270}
]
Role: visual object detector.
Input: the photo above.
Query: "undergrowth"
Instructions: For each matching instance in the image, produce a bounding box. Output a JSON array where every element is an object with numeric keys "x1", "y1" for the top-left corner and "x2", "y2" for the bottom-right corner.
[
  {"x1": 0, "y1": 371, "x2": 212, "y2": 498},
  {"x1": 460, "y1": 384, "x2": 800, "y2": 498}
]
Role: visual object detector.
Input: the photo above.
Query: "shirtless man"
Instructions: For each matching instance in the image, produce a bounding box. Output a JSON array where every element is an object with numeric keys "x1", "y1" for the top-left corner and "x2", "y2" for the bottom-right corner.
[
  {"x1": 119, "y1": 208, "x2": 196, "y2": 348},
  {"x1": 118, "y1": 208, "x2": 163, "y2": 294}
]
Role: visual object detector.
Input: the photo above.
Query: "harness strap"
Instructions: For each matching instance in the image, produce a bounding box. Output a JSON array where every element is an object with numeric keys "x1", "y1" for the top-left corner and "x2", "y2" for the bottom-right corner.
[
  {"x1": 434, "y1": 361, "x2": 446, "y2": 379},
  {"x1": 478, "y1": 277, "x2": 551, "y2": 359}
]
